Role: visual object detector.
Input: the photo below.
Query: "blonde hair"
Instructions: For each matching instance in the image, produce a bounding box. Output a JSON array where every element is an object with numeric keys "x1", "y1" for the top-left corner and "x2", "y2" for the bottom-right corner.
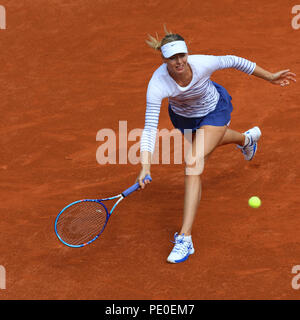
[{"x1": 146, "y1": 25, "x2": 185, "y2": 51}]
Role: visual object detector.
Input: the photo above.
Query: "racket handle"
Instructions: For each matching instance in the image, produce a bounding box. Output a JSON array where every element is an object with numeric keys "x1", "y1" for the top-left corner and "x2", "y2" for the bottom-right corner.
[{"x1": 122, "y1": 174, "x2": 152, "y2": 198}]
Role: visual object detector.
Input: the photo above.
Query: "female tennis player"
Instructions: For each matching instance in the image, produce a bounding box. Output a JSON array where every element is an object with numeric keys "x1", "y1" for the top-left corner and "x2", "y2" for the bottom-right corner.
[{"x1": 136, "y1": 27, "x2": 296, "y2": 264}]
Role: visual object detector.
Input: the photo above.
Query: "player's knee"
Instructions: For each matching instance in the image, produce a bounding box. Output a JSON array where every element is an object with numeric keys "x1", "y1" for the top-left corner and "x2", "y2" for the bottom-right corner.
[{"x1": 184, "y1": 157, "x2": 205, "y2": 176}]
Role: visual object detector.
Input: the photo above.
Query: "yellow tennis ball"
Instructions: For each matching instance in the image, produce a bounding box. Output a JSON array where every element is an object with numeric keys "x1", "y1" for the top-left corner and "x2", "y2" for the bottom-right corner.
[{"x1": 248, "y1": 196, "x2": 261, "y2": 208}]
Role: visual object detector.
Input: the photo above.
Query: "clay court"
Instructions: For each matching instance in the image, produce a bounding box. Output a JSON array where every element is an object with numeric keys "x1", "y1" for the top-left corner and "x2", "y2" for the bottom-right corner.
[{"x1": 1, "y1": 0, "x2": 300, "y2": 299}]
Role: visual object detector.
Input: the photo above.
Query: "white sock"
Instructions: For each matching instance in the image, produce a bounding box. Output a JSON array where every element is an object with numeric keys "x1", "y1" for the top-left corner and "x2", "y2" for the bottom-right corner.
[
  {"x1": 183, "y1": 235, "x2": 192, "y2": 242},
  {"x1": 243, "y1": 134, "x2": 250, "y2": 147}
]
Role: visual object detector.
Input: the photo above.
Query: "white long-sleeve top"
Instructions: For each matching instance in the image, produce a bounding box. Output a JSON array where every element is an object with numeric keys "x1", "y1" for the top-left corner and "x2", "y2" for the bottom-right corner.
[{"x1": 140, "y1": 54, "x2": 256, "y2": 153}]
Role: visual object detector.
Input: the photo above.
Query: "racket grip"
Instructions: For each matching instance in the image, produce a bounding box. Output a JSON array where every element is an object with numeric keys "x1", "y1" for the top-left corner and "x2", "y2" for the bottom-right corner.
[{"x1": 122, "y1": 174, "x2": 152, "y2": 198}]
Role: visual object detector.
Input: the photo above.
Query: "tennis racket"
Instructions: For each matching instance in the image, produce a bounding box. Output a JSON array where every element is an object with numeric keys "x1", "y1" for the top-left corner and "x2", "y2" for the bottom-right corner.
[{"x1": 54, "y1": 175, "x2": 152, "y2": 248}]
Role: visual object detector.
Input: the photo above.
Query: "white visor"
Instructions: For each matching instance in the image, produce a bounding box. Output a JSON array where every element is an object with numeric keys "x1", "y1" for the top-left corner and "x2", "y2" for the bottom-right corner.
[{"x1": 161, "y1": 40, "x2": 188, "y2": 58}]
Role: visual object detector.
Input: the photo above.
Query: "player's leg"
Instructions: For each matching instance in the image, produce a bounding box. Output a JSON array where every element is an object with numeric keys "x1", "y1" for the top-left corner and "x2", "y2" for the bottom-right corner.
[
  {"x1": 218, "y1": 127, "x2": 245, "y2": 146},
  {"x1": 167, "y1": 125, "x2": 227, "y2": 263},
  {"x1": 180, "y1": 125, "x2": 227, "y2": 235},
  {"x1": 218, "y1": 126, "x2": 262, "y2": 160}
]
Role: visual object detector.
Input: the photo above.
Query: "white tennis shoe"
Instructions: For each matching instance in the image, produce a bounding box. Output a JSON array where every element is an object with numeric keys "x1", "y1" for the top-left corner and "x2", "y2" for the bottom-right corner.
[
  {"x1": 238, "y1": 126, "x2": 261, "y2": 161},
  {"x1": 167, "y1": 233, "x2": 195, "y2": 263}
]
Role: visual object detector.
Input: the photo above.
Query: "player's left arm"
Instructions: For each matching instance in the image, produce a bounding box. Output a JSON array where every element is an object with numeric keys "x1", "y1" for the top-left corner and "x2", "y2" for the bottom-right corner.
[
  {"x1": 252, "y1": 65, "x2": 297, "y2": 87},
  {"x1": 214, "y1": 55, "x2": 296, "y2": 87}
]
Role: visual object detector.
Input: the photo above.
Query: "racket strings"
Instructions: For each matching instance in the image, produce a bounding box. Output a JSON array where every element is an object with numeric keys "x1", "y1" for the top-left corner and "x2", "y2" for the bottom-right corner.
[{"x1": 56, "y1": 201, "x2": 108, "y2": 246}]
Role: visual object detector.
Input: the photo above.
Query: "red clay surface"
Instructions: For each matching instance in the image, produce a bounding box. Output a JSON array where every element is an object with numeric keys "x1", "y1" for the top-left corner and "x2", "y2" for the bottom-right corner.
[{"x1": 1, "y1": 0, "x2": 300, "y2": 299}]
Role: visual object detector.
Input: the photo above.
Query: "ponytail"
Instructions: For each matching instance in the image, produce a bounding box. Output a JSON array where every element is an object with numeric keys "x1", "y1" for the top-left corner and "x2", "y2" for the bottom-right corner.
[{"x1": 145, "y1": 25, "x2": 184, "y2": 52}]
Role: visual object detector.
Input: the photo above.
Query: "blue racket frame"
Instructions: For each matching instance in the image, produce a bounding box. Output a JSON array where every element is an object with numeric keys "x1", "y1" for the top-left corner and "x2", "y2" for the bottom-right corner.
[{"x1": 54, "y1": 175, "x2": 152, "y2": 248}]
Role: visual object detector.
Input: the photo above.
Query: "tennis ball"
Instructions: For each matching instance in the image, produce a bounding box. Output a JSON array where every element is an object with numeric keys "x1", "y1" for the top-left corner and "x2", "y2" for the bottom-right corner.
[{"x1": 248, "y1": 196, "x2": 261, "y2": 208}]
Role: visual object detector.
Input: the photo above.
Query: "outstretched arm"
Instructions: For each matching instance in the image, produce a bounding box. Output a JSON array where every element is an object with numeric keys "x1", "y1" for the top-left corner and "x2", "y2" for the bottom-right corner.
[
  {"x1": 252, "y1": 65, "x2": 297, "y2": 87},
  {"x1": 136, "y1": 151, "x2": 152, "y2": 189}
]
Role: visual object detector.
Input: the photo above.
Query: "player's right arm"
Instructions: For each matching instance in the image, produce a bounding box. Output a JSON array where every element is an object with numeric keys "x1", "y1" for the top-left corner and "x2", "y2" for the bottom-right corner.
[
  {"x1": 137, "y1": 75, "x2": 166, "y2": 188},
  {"x1": 137, "y1": 150, "x2": 152, "y2": 189}
]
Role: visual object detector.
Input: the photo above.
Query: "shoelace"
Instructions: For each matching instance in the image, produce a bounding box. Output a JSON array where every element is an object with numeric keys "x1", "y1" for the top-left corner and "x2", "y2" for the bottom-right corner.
[{"x1": 170, "y1": 235, "x2": 190, "y2": 254}]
